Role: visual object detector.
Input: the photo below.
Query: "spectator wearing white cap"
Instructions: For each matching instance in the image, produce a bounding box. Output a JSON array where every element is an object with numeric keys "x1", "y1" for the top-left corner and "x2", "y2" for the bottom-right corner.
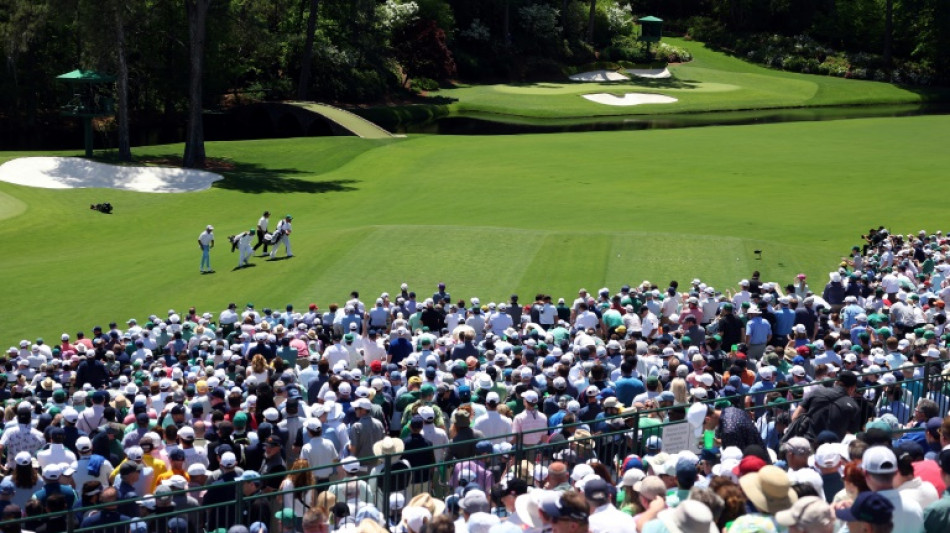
[
  {"x1": 9, "y1": 451, "x2": 42, "y2": 509},
  {"x1": 418, "y1": 405, "x2": 449, "y2": 462},
  {"x1": 813, "y1": 443, "x2": 844, "y2": 503},
  {"x1": 488, "y1": 305, "x2": 513, "y2": 336},
  {"x1": 300, "y1": 418, "x2": 338, "y2": 482},
  {"x1": 33, "y1": 462, "x2": 78, "y2": 509},
  {"x1": 0, "y1": 402, "x2": 45, "y2": 469},
  {"x1": 512, "y1": 390, "x2": 547, "y2": 446},
  {"x1": 743, "y1": 305, "x2": 771, "y2": 360},
  {"x1": 348, "y1": 397, "x2": 385, "y2": 472},
  {"x1": 852, "y1": 446, "x2": 924, "y2": 533},
  {"x1": 745, "y1": 366, "x2": 776, "y2": 413},
  {"x1": 202, "y1": 451, "x2": 242, "y2": 530},
  {"x1": 732, "y1": 279, "x2": 752, "y2": 309},
  {"x1": 473, "y1": 391, "x2": 512, "y2": 444},
  {"x1": 72, "y1": 436, "x2": 113, "y2": 489}
]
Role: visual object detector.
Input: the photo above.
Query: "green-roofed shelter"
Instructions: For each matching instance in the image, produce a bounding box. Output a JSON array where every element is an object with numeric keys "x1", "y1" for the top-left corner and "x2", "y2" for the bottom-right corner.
[
  {"x1": 56, "y1": 70, "x2": 116, "y2": 83},
  {"x1": 638, "y1": 16, "x2": 663, "y2": 43},
  {"x1": 57, "y1": 69, "x2": 116, "y2": 156}
]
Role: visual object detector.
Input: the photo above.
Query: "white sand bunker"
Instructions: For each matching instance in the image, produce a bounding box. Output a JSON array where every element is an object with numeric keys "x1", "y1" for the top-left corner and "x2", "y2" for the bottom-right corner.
[
  {"x1": 582, "y1": 93, "x2": 678, "y2": 106},
  {"x1": 625, "y1": 67, "x2": 672, "y2": 79},
  {"x1": 0, "y1": 157, "x2": 222, "y2": 193},
  {"x1": 569, "y1": 70, "x2": 630, "y2": 82}
]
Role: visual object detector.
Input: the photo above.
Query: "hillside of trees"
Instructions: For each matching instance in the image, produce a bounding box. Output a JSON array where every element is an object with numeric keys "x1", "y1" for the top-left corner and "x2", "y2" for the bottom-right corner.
[{"x1": 1, "y1": 0, "x2": 947, "y2": 161}]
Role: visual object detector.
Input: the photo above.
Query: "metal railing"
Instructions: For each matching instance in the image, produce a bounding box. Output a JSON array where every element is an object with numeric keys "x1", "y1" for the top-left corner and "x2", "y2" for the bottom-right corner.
[{"x1": 5, "y1": 358, "x2": 947, "y2": 532}]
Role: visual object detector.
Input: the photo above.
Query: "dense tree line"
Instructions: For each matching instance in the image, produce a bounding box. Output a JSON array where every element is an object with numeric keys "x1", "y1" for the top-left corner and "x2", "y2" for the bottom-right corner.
[{"x1": 0, "y1": 0, "x2": 945, "y2": 162}]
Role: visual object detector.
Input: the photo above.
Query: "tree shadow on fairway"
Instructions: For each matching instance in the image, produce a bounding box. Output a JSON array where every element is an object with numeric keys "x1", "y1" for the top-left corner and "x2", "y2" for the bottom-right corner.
[
  {"x1": 111, "y1": 153, "x2": 360, "y2": 195},
  {"x1": 213, "y1": 160, "x2": 360, "y2": 195},
  {"x1": 622, "y1": 77, "x2": 701, "y2": 90}
]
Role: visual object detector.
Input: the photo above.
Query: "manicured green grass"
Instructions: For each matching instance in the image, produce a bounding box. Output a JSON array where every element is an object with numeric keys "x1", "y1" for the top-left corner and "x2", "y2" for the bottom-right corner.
[
  {"x1": 2, "y1": 115, "x2": 949, "y2": 342},
  {"x1": 430, "y1": 38, "x2": 943, "y2": 119}
]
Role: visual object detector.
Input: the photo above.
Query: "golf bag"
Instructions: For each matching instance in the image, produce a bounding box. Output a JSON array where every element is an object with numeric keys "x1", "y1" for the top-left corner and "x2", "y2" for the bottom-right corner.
[{"x1": 265, "y1": 229, "x2": 284, "y2": 245}]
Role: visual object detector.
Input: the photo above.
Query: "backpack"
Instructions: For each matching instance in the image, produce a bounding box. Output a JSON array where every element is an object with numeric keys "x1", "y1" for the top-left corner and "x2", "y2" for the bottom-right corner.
[{"x1": 782, "y1": 387, "x2": 857, "y2": 443}]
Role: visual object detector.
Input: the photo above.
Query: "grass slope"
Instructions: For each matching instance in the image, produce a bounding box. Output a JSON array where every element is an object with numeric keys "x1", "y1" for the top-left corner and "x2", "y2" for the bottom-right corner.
[
  {"x1": 432, "y1": 38, "x2": 942, "y2": 119},
  {"x1": 1, "y1": 116, "x2": 949, "y2": 342}
]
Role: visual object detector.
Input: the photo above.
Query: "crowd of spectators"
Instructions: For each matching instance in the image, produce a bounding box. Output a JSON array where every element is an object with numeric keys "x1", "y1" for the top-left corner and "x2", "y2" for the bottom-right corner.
[{"x1": 3, "y1": 227, "x2": 950, "y2": 533}]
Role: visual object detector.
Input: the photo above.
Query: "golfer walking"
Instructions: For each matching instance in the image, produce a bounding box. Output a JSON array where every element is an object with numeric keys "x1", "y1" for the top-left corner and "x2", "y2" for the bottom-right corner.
[
  {"x1": 238, "y1": 228, "x2": 254, "y2": 268},
  {"x1": 198, "y1": 225, "x2": 215, "y2": 273},
  {"x1": 270, "y1": 215, "x2": 293, "y2": 258},
  {"x1": 253, "y1": 211, "x2": 270, "y2": 255}
]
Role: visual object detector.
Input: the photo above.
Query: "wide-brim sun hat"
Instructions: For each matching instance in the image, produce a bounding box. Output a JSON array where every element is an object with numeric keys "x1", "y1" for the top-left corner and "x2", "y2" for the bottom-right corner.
[
  {"x1": 407, "y1": 493, "x2": 445, "y2": 517},
  {"x1": 372, "y1": 436, "x2": 405, "y2": 459},
  {"x1": 739, "y1": 465, "x2": 798, "y2": 514}
]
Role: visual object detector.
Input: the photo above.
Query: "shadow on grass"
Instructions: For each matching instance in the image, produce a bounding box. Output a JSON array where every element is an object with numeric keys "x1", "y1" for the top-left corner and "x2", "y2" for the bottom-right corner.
[
  {"x1": 109, "y1": 153, "x2": 361, "y2": 195},
  {"x1": 625, "y1": 77, "x2": 702, "y2": 90},
  {"x1": 413, "y1": 94, "x2": 459, "y2": 105},
  {"x1": 213, "y1": 162, "x2": 359, "y2": 195}
]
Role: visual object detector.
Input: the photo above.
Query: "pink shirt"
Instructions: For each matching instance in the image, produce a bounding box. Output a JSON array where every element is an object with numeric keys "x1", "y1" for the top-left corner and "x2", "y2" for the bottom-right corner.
[{"x1": 512, "y1": 408, "x2": 548, "y2": 445}]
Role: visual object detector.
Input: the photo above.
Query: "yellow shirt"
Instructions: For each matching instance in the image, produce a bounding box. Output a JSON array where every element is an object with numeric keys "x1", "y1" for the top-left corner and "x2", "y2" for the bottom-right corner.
[{"x1": 110, "y1": 454, "x2": 169, "y2": 493}]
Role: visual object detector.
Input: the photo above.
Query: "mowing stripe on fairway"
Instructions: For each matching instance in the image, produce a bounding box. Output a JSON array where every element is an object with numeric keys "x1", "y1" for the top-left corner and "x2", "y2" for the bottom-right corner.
[{"x1": 1, "y1": 116, "x2": 949, "y2": 342}]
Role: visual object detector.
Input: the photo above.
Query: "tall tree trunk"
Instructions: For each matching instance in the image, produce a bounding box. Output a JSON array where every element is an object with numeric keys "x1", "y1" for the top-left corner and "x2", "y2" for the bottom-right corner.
[
  {"x1": 883, "y1": 0, "x2": 893, "y2": 72},
  {"x1": 183, "y1": 0, "x2": 210, "y2": 169},
  {"x1": 114, "y1": 3, "x2": 131, "y2": 161},
  {"x1": 504, "y1": 0, "x2": 511, "y2": 46},
  {"x1": 587, "y1": 0, "x2": 597, "y2": 42},
  {"x1": 296, "y1": 0, "x2": 320, "y2": 101}
]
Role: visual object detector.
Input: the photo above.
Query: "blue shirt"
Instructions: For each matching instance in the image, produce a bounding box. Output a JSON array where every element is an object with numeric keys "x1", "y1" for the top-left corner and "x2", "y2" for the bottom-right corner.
[
  {"x1": 748, "y1": 380, "x2": 775, "y2": 410},
  {"x1": 614, "y1": 376, "x2": 645, "y2": 407},
  {"x1": 33, "y1": 482, "x2": 77, "y2": 509},
  {"x1": 745, "y1": 317, "x2": 771, "y2": 344},
  {"x1": 341, "y1": 314, "x2": 362, "y2": 334},
  {"x1": 773, "y1": 308, "x2": 795, "y2": 335},
  {"x1": 841, "y1": 304, "x2": 864, "y2": 330}
]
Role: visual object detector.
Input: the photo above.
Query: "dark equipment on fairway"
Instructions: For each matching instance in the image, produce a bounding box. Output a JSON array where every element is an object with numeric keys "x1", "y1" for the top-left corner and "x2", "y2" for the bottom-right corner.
[
  {"x1": 90, "y1": 202, "x2": 113, "y2": 214},
  {"x1": 754, "y1": 249, "x2": 762, "y2": 260}
]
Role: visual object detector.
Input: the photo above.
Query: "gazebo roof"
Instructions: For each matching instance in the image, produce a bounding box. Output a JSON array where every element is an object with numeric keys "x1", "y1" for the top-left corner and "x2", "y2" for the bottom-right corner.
[
  {"x1": 638, "y1": 16, "x2": 663, "y2": 22},
  {"x1": 56, "y1": 70, "x2": 116, "y2": 83}
]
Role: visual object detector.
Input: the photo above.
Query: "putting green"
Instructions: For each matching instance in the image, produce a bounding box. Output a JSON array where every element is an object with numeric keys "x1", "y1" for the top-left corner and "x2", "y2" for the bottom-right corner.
[
  {"x1": 435, "y1": 38, "x2": 938, "y2": 119},
  {"x1": 490, "y1": 81, "x2": 739, "y2": 97},
  {"x1": 2, "y1": 115, "x2": 950, "y2": 342}
]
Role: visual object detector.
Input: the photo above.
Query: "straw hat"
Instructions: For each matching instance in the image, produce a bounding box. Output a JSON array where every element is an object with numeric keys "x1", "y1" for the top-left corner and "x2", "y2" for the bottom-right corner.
[
  {"x1": 739, "y1": 465, "x2": 798, "y2": 514},
  {"x1": 407, "y1": 493, "x2": 445, "y2": 517},
  {"x1": 372, "y1": 436, "x2": 405, "y2": 459}
]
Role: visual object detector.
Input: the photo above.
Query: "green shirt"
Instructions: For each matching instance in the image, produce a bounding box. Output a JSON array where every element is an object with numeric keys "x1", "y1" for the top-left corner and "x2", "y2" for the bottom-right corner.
[
  {"x1": 925, "y1": 491, "x2": 950, "y2": 533},
  {"x1": 603, "y1": 309, "x2": 624, "y2": 329}
]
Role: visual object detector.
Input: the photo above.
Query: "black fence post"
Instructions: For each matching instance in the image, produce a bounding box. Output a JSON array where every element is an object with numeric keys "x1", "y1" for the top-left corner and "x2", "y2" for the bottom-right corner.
[
  {"x1": 514, "y1": 432, "x2": 524, "y2": 479},
  {"x1": 234, "y1": 478, "x2": 244, "y2": 527},
  {"x1": 382, "y1": 453, "x2": 392, "y2": 518},
  {"x1": 632, "y1": 409, "x2": 641, "y2": 457}
]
